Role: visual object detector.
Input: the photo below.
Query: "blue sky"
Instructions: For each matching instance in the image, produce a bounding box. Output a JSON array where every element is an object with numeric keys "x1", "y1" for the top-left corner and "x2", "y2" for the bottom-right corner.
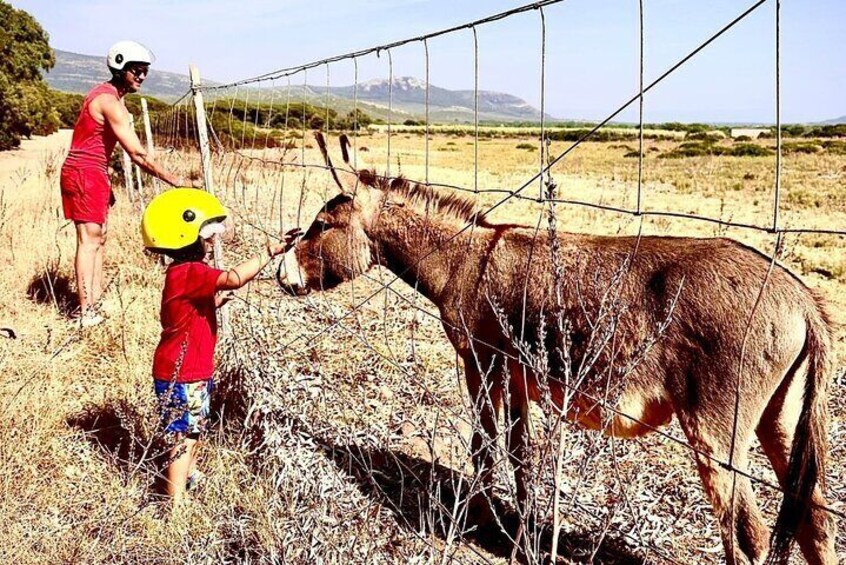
[{"x1": 10, "y1": 0, "x2": 845, "y2": 123}]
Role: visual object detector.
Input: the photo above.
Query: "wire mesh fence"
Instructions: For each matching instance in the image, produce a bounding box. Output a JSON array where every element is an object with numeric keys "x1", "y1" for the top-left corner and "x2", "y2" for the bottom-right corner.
[{"x1": 130, "y1": 0, "x2": 846, "y2": 562}]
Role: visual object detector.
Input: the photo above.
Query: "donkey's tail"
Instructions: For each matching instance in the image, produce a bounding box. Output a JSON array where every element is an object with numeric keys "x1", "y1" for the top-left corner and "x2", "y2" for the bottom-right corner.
[{"x1": 767, "y1": 296, "x2": 832, "y2": 564}]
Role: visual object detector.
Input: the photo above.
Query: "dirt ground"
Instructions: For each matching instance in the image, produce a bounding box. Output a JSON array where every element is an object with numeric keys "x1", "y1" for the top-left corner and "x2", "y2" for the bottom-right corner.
[{"x1": 1, "y1": 129, "x2": 844, "y2": 564}]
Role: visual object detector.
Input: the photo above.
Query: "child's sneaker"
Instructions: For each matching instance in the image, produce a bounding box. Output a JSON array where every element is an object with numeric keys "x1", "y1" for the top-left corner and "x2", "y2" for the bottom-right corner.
[{"x1": 186, "y1": 470, "x2": 205, "y2": 492}]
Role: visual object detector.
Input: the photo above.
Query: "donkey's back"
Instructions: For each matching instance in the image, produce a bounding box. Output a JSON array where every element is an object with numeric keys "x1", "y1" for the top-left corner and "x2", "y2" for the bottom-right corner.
[{"x1": 453, "y1": 229, "x2": 835, "y2": 564}]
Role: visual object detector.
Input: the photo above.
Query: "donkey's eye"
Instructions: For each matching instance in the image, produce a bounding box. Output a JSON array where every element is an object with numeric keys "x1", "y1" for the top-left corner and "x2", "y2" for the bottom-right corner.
[{"x1": 305, "y1": 220, "x2": 332, "y2": 238}]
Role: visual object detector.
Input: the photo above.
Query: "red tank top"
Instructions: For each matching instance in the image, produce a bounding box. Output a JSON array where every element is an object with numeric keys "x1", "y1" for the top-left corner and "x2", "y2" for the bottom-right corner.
[{"x1": 63, "y1": 83, "x2": 121, "y2": 172}]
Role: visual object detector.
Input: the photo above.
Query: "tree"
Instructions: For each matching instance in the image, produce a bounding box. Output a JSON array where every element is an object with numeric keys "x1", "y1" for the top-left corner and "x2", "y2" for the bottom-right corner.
[{"x1": 0, "y1": 1, "x2": 57, "y2": 150}]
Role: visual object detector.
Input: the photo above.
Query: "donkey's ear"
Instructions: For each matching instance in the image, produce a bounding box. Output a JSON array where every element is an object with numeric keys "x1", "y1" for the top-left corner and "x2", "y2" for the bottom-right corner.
[
  {"x1": 314, "y1": 131, "x2": 346, "y2": 192},
  {"x1": 337, "y1": 133, "x2": 371, "y2": 172},
  {"x1": 339, "y1": 134, "x2": 351, "y2": 165}
]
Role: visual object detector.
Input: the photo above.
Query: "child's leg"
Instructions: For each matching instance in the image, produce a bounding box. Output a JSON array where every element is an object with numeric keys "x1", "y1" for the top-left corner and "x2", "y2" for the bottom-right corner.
[
  {"x1": 183, "y1": 379, "x2": 212, "y2": 483},
  {"x1": 187, "y1": 433, "x2": 201, "y2": 477},
  {"x1": 165, "y1": 435, "x2": 196, "y2": 504},
  {"x1": 154, "y1": 378, "x2": 213, "y2": 503}
]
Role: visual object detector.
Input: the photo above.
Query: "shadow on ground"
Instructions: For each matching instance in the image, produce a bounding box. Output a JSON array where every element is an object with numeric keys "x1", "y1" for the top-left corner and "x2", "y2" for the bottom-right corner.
[
  {"x1": 66, "y1": 399, "x2": 169, "y2": 488},
  {"x1": 320, "y1": 439, "x2": 647, "y2": 564},
  {"x1": 27, "y1": 261, "x2": 76, "y2": 315}
]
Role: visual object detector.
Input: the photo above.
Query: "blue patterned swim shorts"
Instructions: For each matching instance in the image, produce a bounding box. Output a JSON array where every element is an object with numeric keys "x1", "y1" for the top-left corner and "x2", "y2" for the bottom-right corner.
[{"x1": 153, "y1": 378, "x2": 213, "y2": 435}]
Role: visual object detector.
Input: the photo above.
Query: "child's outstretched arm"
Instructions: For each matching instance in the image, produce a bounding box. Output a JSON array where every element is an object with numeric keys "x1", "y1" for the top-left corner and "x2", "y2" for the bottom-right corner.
[{"x1": 215, "y1": 229, "x2": 301, "y2": 291}]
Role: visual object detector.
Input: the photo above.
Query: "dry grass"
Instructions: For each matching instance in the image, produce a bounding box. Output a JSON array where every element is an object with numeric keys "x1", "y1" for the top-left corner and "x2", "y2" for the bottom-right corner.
[{"x1": 0, "y1": 129, "x2": 844, "y2": 564}]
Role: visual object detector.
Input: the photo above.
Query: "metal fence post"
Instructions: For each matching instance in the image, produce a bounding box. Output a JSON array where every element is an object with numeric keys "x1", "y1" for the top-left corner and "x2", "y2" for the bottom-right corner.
[{"x1": 190, "y1": 64, "x2": 229, "y2": 338}]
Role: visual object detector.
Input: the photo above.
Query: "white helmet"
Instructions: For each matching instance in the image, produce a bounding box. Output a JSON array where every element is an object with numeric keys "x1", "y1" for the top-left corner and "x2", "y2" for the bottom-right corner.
[{"x1": 107, "y1": 40, "x2": 154, "y2": 72}]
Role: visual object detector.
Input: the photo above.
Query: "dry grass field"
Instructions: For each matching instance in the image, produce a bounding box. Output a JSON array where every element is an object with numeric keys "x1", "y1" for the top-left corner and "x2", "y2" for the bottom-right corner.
[{"x1": 1, "y1": 128, "x2": 844, "y2": 564}]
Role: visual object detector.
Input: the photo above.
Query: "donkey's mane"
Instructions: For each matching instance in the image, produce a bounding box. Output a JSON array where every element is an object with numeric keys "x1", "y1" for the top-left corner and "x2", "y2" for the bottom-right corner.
[{"x1": 361, "y1": 169, "x2": 489, "y2": 225}]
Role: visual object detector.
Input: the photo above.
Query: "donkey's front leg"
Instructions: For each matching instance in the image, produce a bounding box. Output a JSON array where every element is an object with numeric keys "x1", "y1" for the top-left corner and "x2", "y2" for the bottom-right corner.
[
  {"x1": 505, "y1": 387, "x2": 532, "y2": 518},
  {"x1": 505, "y1": 368, "x2": 536, "y2": 561},
  {"x1": 464, "y1": 360, "x2": 503, "y2": 528}
]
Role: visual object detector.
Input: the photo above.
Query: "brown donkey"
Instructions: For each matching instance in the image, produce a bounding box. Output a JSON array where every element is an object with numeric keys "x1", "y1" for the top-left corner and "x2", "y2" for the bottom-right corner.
[{"x1": 278, "y1": 133, "x2": 836, "y2": 564}]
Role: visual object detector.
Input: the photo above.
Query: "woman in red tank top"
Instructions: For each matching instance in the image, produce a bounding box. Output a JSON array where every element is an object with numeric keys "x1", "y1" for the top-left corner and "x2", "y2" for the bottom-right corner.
[{"x1": 61, "y1": 40, "x2": 201, "y2": 327}]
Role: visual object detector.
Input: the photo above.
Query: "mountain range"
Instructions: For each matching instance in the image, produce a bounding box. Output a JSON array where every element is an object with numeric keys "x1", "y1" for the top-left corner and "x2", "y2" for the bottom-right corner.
[
  {"x1": 44, "y1": 50, "x2": 846, "y2": 125},
  {"x1": 47, "y1": 49, "x2": 206, "y2": 100},
  {"x1": 45, "y1": 50, "x2": 550, "y2": 123}
]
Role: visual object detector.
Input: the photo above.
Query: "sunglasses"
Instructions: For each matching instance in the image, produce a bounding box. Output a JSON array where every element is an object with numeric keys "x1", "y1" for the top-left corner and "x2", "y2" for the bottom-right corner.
[{"x1": 126, "y1": 66, "x2": 149, "y2": 77}]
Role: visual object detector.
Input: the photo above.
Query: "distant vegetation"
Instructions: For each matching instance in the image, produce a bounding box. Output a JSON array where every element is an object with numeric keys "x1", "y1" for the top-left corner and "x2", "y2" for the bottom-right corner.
[
  {"x1": 150, "y1": 99, "x2": 376, "y2": 150},
  {"x1": 2, "y1": 3, "x2": 845, "y2": 156},
  {"x1": 762, "y1": 124, "x2": 846, "y2": 138},
  {"x1": 0, "y1": 4, "x2": 380, "y2": 153},
  {"x1": 660, "y1": 141, "x2": 774, "y2": 159},
  {"x1": 48, "y1": 90, "x2": 84, "y2": 128}
]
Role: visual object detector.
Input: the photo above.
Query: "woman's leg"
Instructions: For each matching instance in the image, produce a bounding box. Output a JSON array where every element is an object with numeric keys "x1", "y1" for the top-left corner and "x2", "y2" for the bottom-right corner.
[
  {"x1": 91, "y1": 221, "x2": 107, "y2": 306},
  {"x1": 74, "y1": 221, "x2": 104, "y2": 312}
]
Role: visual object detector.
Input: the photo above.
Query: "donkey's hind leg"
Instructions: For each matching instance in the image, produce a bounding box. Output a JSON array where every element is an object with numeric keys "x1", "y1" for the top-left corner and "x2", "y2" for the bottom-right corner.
[
  {"x1": 676, "y1": 408, "x2": 770, "y2": 565},
  {"x1": 756, "y1": 372, "x2": 837, "y2": 565}
]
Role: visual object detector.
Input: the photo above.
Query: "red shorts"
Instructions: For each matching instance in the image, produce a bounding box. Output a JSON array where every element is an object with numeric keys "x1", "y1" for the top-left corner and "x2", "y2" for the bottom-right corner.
[{"x1": 61, "y1": 166, "x2": 113, "y2": 224}]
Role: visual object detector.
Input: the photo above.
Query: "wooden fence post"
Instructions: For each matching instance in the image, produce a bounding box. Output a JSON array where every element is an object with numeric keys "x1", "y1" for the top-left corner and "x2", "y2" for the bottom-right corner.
[
  {"x1": 189, "y1": 64, "x2": 229, "y2": 337},
  {"x1": 129, "y1": 115, "x2": 146, "y2": 209},
  {"x1": 122, "y1": 147, "x2": 135, "y2": 205},
  {"x1": 140, "y1": 98, "x2": 161, "y2": 194}
]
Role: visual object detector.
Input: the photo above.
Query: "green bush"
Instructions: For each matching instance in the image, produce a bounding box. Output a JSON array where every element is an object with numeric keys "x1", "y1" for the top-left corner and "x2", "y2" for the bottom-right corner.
[
  {"x1": 148, "y1": 99, "x2": 375, "y2": 150},
  {"x1": 124, "y1": 94, "x2": 169, "y2": 116},
  {"x1": 648, "y1": 122, "x2": 710, "y2": 134},
  {"x1": 780, "y1": 124, "x2": 807, "y2": 137},
  {"x1": 49, "y1": 90, "x2": 84, "y2": 128},
  {"x1": 821, "y1": 140, "x2": 846, "y2": 155},
  {"x1": 659, "y1": 141, "x2": 713, "y2": 158},
  {"x1": 0, "y1": 2, "x2": 57, "y2": 150},
  {"x1": 546, "y1": 129, "x2": 637, "y2": 143},
  {"x1": 659, "y1": 141, "x2": 774, "y2": 159},
  {"x1": 804, "y1": 124, "x2": 846, "y2": 138},
  {"x1": 685, "y1": 131, "x2": 724, "y2": 143},
  {"x1": 216, "y1": 99, "x2": 373, "y2": 133},
  {"x1": 726, "y1": 143, "x2": 774, "y2": 157},
  {"x1": 515, "y1": 142, "x2": 535, "y2": 150},
  {"x1": 782, "y1": 141, "x2": 821, "y2": 154},
  {"x1": 734, "y1": 135, "x2": 752, "y2": 142}
]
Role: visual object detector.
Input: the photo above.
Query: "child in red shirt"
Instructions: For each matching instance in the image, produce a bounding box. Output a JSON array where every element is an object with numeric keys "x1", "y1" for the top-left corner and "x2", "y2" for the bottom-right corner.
[{"x1": 141, "y1": 188, "x2": 299, "y2": 505}]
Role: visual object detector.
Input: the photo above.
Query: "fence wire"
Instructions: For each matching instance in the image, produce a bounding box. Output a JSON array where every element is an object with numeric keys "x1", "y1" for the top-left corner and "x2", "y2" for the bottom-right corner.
[{"x1": 143, "y1": 0, "x2": 846, "y2": 562}]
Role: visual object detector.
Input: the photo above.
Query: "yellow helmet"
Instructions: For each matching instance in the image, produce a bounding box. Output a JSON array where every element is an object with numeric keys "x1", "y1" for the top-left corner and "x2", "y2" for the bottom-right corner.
[{"x1": 141, "y1": 188, "x2": 227, "y2": 251}]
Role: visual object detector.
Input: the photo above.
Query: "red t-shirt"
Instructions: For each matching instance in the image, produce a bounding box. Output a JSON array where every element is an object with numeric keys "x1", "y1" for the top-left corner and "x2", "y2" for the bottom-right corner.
[{"x1": 152, "y1": 262, "x2": 224, "y2": 383}]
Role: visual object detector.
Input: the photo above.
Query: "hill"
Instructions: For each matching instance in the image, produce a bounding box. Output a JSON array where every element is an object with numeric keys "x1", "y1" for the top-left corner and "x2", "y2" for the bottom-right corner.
[
  {"x1": 45, "y1": 49, "x2": 217, "y2": 101},
  {"x1": 821, "y1": 115, "x2": 846, "y2": 125}
]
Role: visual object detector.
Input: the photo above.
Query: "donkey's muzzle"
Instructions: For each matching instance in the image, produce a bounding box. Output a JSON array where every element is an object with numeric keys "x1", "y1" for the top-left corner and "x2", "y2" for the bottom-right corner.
[{"x1": 276, "y1": 250, "x2": 309, "y2": 296}]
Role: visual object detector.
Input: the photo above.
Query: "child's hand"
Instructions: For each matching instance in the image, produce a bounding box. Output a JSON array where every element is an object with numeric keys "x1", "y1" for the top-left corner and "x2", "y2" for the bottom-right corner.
[
  {"x1": 266, "y1": 228, "x2": 303, "y2": 258},
  {"x1": 266, "y1": 243, "x2": 286, "y2": 258},
  {"x1": 216, "y1": 291, "x2": 235, "y2": 307}
]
